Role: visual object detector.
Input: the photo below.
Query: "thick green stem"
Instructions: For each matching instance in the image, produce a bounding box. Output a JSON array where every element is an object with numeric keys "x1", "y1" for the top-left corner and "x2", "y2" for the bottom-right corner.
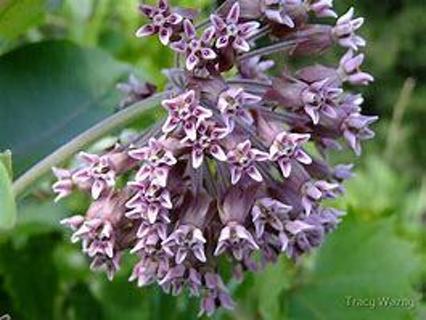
[{"x1": 12, "y1": 91, "x2": 170, "y2": 198}]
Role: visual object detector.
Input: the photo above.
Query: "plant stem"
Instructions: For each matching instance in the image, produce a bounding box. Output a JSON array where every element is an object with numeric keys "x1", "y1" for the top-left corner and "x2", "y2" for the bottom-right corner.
[
  {"x1": 238, "y1": 39, "x2": 300, "y2": 61},
  {"x1": 12, "y1": 91, "x2": 170, "y2": 198},
  {"x1": 385, "y1": 78, "x2": 416, "y2": 159}
]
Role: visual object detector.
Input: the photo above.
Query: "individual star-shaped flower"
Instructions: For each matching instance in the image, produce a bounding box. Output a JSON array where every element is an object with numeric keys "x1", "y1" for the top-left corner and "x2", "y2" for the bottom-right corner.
[
  {"x1": 301, "y1": 79, "x2": 342, "y2": 124},
  {"x1": 308, "y1": 0, "x2": 337, "y2": 18},
  {"x1": 52, "y1": 167, "x2": 74, "y2": 202},
  {"x1": 161, "y1": 90, "x2": 213, "y2": 141},
  {"x1": 227, "y1": 140, "x2": 269, "y2": 185},
  {"x1": 338, "y1": 50, "x2": 374, "y2": 86},
  {"x1": 301, "y1": 180, "x2": 339, "y2": 215},
  {"x1": 341, "y1": 112, "x2": 378, "y2": 156},
  {"x1": 129, "y1": 137, "x2": 177, "y2": 187},
  {"x1": 136, "y1": 0, "x2": 183, "y2": 45},
  {"x1": 210, "y1": 2, "x2": 260, "y2": 52},
  {"x1": 262, "y1": 0, "x2": 301, "y2": 28},
  {"x1": 182, "y1": 121, "x2": 229, "y2": 169},
  {"x1": 332, "y1": 7, "x2": 365, "y2": 51},
  {"x1": 251, "y1": 198, "x2": 292, "y2": 239},
  {"x1": 269, "y1": 131, "x2": 312, "y2": 178},
  {"x1": 72, "y1": 152, "x2": 117, "y2": 200},
  {"x1": 217, "y1": 87, "x2": 261, "y2": 129},
  {"x1": 170, "y1": 19, "x2": 217, "y2": 71},
  {"x1": 162, "y1": 224, "x2": 207, "y2": 264},
  {"x1": 126, "y1": 181, "x2": 173, "y2": 224},
  {"x1": 214, "y1": 222, "x2": 259, "y2": 260}
]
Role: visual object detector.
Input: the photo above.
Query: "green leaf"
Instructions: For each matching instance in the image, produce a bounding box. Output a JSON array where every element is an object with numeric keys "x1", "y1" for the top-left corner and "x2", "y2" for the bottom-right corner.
[
  {"x1": 0, "y1": 0, "x2": 47, "y2": 39},
  {"x1": 286, "y1": 215, "x2": 421, "y2": 320},
  {"x1": 0, "y1": 161, "x2": 16, "y2": 230},
  {"x1": 0, "y1": 40, "x2": 131, "y2": 175},
  {"x1": 255, "y1": 259, "x2": 293, "y2": 320},
  {"x1": 0, "y1": 233, "x2": 61, "y2": 320}
]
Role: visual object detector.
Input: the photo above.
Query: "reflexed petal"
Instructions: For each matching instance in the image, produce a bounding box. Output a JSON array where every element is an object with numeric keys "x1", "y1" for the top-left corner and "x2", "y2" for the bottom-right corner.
[
  {"x1": 136, "y1": 24, "x2": 156, "y2": 37},
  {"x1": 159, "y1": 27, "x2": 172, "y2": 45},
  {"x1": 210, "y1": 145, "x2": 227, "y2": 161},
  {"x1": 233, "y1": 38, "x2": 250, "y2": 52},
  {"x1": 162, "y1": 116, "x2": 178, "y2": 133},
  {"x1": 294, "y1": 149, "x2": 312, "y2": 165},
  {"x1": 167, "y1": 13, "x2": 183, "y2": 25},
  {"x1": 246, "y1": 166, "x2": 263, "y2": 182},
  {"x1": 170, "y1": 40, "x2": 187, "y2": 53},
  {"x1": 230, "y1": 166, "x2": 242, "y2": 185},
  {"x1": 210, "y1": 14, "x2": 226, "y2": 30},
  {"x1": 201, "y1": 48, "x2": 217, "y2": 60},
  {"x1": 278, "y1": 159, "x2": 292, "y2": 178},
  {"x1": 91, "y1": 180, "x2": 105, "y2": 199},
  {"x1": 216, "y1": 36, "x2": 229, "y2": 49},
  {"x1": 305, "y1": 106, "x2": 320, "y2": 124},
  {"x1": 158, "y1": 0, "x2": 168, "y2": 11},
  {"x1": 238, "y1": 21, "x2": 260, "y2": 37},
  {"x1": 227, "y1": 2, "x2": 240, "y2": 23},
  {"x1": 186, "y1": 53, "x2": 200, "y2": 71},
  {"x1": 183, "y1": 19, "x2": 196, "y2": 38},
  {"x1": 140, "y1": 5, "x2": 155, "y2": 17},
  {"x1": 184, "y1": 121, "x2": 197, "y2": 141},
  {"x1": 192, "y1": 149, "x2": 204, "y2": 169}
]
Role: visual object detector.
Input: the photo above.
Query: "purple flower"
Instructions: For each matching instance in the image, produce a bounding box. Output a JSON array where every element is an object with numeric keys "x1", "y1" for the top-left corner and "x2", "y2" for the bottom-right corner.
[
  {"x1": 72, "y1": 152, "x2": 117, "y2": 200},
  {"x1": 199, "y1": 273, "x2": 235, "y2": 317},
  {"x1": 227, "y1": 140, "x2": 269, "y2": 184},
  {"x1": 217, "y1": 87, "x2": 261, "y2": 129},
  {"x1": 269, "y1": 132, "x2": 312, "y2": 178},
  {"x1": 301, "y1": 180, "x2": 339, "y2": 215},
  {"x1": 159, "y1": 265, "x2": 203, "y2": 296},
  {"x1": 90, "y1": 253, "x2": 121, "y2": 281},
  {"x1": 341, "y1": 113, "x2": 378, "y2": 155},
  {"x1": 126, "y1": 181, "x2": 173, "y2": 224},
  {"x1": 181, "y1": 121, "x2": 229, "y2": 169},
  {"x1": 162, "y1": 224, "x2": 207, "y2": 264},
  {"x1": 52, "y1": 167, "x2": 73, "y2": 202},
  {"x1": 129, "y1": 137, "x2": 177, "y2": 187},
  {"x1": 171, "y1": 20, "x2": 217, "y2": 71},
  {"x1": 338, "y1": 50, "x2": 374, "y2": 86},
  {"x1": 214, "y1": 221, "x2": 259, "y2": 260},
  {"x1": 251, "y1": 198, "x2": 292, "y2": 238},
  {"x1": 129, "y1": 254, "x2": 170, "y2": 287},
  {"x1": 211, "y1": 3, "x2": 260, "y2": 52},
  {"x1": 55, "y1": 1, "x2": 376, "y2": 315},
  {"x1": 132, "y1": 222, "x2": 168, "y2": 254},
  {"x1": 161, "y1": 90, "x2": 213, "y2": 141},
  {"x1": 262, "y1": 0, "x2": 301, "y2": 27},
  {"x1": 308, "y1": 0, "x2": 337, "y2": 18},
  {"x1": 301, "y1": 79, "x2": 342, "y2": 124},
  {"x1": 332, "y1": 7, "x2": 365, "y2": 51},
  {"x1": 136, "y1": 0, "x2": 183, "y2": 45}
]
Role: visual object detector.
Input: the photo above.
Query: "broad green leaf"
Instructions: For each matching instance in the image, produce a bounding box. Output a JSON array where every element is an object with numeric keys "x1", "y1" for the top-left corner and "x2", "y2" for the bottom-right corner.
[
  {"x1": 0, "y1": 233, "x2": 61, "y2": 320},
  {"x1": 255, "y1": 259, "x2": 293, "y2": 320},
  {"x1": 62, "y1": 283, "x2": 105, "y2": 320},
  {"x1": 286, "y1": 215, "x2": 421, "y2": 320},
  {"x1": 0, "y1": 0, "x2": 46, "y2": 39},
  {"x1": 0, "y1": 161, "x2": 16, "y2": 230},
  {"x1": 0, "y1": 40, "x2": 131, "y2": 175}
]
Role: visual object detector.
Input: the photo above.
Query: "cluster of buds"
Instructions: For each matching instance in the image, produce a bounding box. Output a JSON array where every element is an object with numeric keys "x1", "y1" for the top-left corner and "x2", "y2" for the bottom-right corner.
[{"x1": 54, "y1": 0, "x2": 377, "y2": 316}]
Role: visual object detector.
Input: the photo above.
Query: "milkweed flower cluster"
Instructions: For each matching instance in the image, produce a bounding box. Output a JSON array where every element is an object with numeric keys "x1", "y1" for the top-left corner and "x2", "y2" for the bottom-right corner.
[{"x1": 54, "y1": 0, "x2": 377, "y2": 316}]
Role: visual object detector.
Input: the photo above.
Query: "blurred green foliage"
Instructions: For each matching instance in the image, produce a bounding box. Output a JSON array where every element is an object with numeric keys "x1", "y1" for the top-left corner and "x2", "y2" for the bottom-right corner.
[{"x1": 0, "y1": 0, "x2": 425, "y2": 319}]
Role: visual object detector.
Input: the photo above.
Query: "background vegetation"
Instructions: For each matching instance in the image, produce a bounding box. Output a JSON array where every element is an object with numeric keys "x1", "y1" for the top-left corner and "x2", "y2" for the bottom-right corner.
[{"x1": 0, "y1": 0, "x2": 425, "y2": 319}]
